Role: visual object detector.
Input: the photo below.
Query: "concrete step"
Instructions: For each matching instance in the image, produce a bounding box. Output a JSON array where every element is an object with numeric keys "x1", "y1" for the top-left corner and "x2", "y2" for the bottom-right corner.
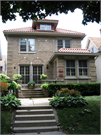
[
  {"x1": 14, "y1": 120, "x2": 57, "y2": 127},
  {"x1": 18, "y1": 95, "x2": 45, "y2": 98},
  {"x1": 21, "y1": 87, "x2": 42, "y2": 91},
  {"x1": 15, "y1": 114, "x2": 55, "y2": 121},
  {"x1": 16, "y1": 109, "x2": 53, "y2": 115},
  {"x1": 17, "y1": 105, "x2": 52, "y2": 110},
  {"x1": 19, "y1": 91, "x2": 43, "y2": 94},
  {"x1": 13, "y1": 126, "x2": 58, "y2": 133},
  {"x1": 18, "y1": 93, "x2": 44, "y2": 95}
]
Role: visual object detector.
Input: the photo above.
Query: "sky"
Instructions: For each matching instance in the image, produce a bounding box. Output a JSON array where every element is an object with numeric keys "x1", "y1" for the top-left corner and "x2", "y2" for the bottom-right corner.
[{"x1": 0, "y1": 8, "x2": 101, "y2": 55}]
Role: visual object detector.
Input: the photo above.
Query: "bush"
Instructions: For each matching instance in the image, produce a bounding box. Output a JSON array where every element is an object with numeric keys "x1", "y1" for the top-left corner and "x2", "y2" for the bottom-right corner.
[
  {"x1": 49, "y1": 96, "x2": 88, "y2": 108},
  {"x1": 47, "y1": 83, "x2": 100, "y2": 97},
  {"x1": 27, "y1": 81, "x2": 35, "y2": 87},
  {"x1": 41, "y1": 83, "x2": 49, "y2": 89},
  {"x1": 0, "y1": 74, "x2": 10, "y2": 83},
  {"x1": 0, "y1": 82, "x2": 9, "y2": 96},
  {"x1": 0, "y1": 93, "x2": 21, "y2": 110},
  {"x1": 55, "y1": 87, "x2": 81, "y2": 97},
  {"x1": 40, "y1": 74, "x2": 47, "y2": 80},
  {"x1": 13, "y1": 74, "x2": 22, "y2": 80}
]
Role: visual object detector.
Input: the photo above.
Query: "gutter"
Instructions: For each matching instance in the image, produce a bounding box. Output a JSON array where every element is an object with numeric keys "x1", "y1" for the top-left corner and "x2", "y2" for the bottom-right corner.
[
  {"x1": 3, "y1": 31, "x2": 85, "y2": 38},
  {"x1": 49, "y1": 52, "x2": 100, "y2": 62}
]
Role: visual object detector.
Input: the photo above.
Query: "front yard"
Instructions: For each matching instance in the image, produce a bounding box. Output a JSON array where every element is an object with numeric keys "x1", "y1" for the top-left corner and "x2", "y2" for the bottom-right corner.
[{"x1": 57, "y1": 95, "x2": 101, "y2": 134}]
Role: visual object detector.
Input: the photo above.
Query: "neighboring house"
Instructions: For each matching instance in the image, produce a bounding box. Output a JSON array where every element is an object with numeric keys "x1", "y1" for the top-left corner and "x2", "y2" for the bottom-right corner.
[
  {"x1": 3, "y1": 19, "x2": 99, "y2": 85},
  {"x1": 86, "y1": 37, "x2": 101, "y2": 82},
  {"x1": 0, "y1": 40, "x2": 2, "y2": 60},
  {"x1": 0, "y1": 55, "x2": 6, "y2": 74}
]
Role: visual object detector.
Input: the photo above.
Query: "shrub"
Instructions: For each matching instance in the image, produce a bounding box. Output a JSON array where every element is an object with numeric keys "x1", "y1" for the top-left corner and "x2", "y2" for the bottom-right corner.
[
  {"x1": 0, "y1": 93, "x2": 21, "y2": 110},
  {"x1": 41, "y1": 83, "x2": 49, "y2": 89},
  {"x1": 55, "y1": 87, "x2": 81, "y2": 97},
  {"x1": 27, "y1": 81, "x2": 35, "y2": 87},
  {"x1": 0, "y1": 74, "x2": 10, "y2": 83},
  {"x1": 40, "y1": 74, "x2": 47, "y2": 80},
  {"x1": 49, "y1": 96, "x2": 88, "y2": 108},
  {"x1": 0, "y1": 82, "x2": 9, "y2": 96},
  {"x1": 13, "y1": 74, "x2": 22, "y2": 80},
  {"x1": 48, "y1": 83, "x2": 100, "y2": 97}
]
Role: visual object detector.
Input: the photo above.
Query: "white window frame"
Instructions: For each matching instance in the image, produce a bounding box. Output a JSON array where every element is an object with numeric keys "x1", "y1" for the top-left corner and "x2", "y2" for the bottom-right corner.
[
  {"x1": 40, "y1": 24, "x2": 51, "y2": 30},
  {"x1": 78, "y1": 60, "x2": 88, "y2": 76},
  {"x1": 57, "y1": 39, "x2": 71, "y2": 51},
  {"x1": 66, "y1": 60, "x2": 76, "y2": 76},
  {"x1": 20, "y1": 38, "x2": 35, "y2": 52}
]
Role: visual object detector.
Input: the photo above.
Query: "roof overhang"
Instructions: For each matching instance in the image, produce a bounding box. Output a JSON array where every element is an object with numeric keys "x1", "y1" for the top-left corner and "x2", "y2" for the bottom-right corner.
[
  {"x1": 49, "y1": 52, "x2": 100, "y2": 63},
  {"x1": 3, "y1": 31, "x2": 85, "y2": 38}
]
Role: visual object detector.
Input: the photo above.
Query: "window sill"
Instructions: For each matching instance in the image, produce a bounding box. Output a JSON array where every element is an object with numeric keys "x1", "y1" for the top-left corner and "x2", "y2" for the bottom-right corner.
[
  {"x1": 18, "y1": 51, "x2": 36, "y2": 54},
  {"x1": 65, "y1": 76, "x2": 91, "y2": 80}
]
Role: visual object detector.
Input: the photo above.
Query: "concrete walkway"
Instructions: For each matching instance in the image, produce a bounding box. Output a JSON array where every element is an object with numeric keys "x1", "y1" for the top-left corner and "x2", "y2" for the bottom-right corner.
[
  {"x1": 18, "y1": 98, "x2": 52, "y2": 106},
  {"x1": 16, "y1": 98, "x2": 67, "y2": 135}
]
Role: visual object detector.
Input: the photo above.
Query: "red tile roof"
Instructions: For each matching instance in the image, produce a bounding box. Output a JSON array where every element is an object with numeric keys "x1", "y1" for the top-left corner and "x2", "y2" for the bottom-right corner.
[
  {"x1": 58, "y1": 48, "x2": 93, "y2": 53},
  {"x1": 3, "y1": 27, "x2": 85, "y2": 35}
]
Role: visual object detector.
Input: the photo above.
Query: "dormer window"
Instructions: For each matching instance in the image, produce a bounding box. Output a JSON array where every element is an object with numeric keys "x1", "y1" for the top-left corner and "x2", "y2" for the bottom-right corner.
[{"x1": 40, "y1": 24, "x2": 51, "y2": 30}]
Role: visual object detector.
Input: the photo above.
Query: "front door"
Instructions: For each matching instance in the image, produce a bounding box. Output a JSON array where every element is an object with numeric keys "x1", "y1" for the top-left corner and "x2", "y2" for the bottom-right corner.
[
  {"x1": 20, "y1": 66, "x2": 30, "y2": 84},
  {"x1": 33, "y1": 66, "x2": 43, "y2": 84}
]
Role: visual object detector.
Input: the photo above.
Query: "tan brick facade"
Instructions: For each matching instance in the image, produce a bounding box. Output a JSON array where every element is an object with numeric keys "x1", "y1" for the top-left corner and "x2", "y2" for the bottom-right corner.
[{"x1": 6, "y1": 35, "x2": 97, "y2": 84}]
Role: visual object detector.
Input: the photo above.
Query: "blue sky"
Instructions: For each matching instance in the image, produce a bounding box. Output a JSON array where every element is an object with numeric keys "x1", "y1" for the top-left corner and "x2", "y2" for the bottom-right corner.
[{"x1": 0, "y1": 8, "x2": 101, "y2": 55}]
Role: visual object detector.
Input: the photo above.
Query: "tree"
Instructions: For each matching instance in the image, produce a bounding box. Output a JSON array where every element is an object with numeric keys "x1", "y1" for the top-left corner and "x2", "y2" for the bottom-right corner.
[{"x1": 1, "y1": 1, "x2": 100, "y2": 25}]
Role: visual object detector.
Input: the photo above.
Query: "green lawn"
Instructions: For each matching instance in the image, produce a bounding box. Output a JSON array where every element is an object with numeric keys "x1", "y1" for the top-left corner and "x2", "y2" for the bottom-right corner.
[
  {"x1": 56, "y1": 95, "x2": 101, "y2": 134},
  {"x1": 1, "y1": 109, "x2": 14, "y2": 134}
]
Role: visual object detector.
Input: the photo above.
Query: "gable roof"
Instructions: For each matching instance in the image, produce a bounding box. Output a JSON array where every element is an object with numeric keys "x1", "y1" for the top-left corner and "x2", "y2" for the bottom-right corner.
[
  {"x1": 58, "y1": 48, "x2": 93, "y2": 53},
  {"x1": 3, "y1": 27, "x2": 85, "y2": 38},
  {"x1": 89, "y1": 37, "x2": 101, "y2": 48}
]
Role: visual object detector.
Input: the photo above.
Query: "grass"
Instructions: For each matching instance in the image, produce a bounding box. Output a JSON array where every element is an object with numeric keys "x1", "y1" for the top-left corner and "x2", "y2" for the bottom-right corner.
[
  {"x1": 1, "y1": 109, "x2": 14, "y2": 134},
  {"x1": 56, "y1": 95, "x2": 101, "y2": 134}
]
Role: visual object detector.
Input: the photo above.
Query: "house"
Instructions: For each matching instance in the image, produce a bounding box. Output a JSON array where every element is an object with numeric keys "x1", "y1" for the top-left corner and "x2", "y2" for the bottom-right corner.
[
  {"x1": 86, "y1": 37, "x2": 101, "y2": 82},
  {"x1": 3, "y1": 19, "x2": 99, "y2": 85},
  {"x1": 0, "y1": 55, "x2": 6, "y2": 74},
  {"x1": 0, "y1": 40, "x2": 2, "y2": 60}
]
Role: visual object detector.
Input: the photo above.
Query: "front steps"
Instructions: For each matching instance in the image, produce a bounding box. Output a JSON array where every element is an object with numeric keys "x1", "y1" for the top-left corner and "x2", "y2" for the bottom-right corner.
[
  {"x1": 18, "y1": 87, "x2": 45, "y2": 98},
  {"x1": 13, "y1": 105, "x2": 59, "y2": 133}
]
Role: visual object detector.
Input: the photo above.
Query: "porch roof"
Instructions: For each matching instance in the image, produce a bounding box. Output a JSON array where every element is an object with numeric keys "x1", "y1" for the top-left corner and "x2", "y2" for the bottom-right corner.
[{"x1": 49, "y1": 48, "x2": 99, "y2": 62}]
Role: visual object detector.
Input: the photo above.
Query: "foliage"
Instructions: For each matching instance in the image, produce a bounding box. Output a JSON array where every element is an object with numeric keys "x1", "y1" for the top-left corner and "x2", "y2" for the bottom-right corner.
[
  {"x1": 0, "y1": 82, "x2": 9, "y2": 96},
  {"x1": 1, "y1": 1, "x2": 100, "y2": 25},
  {"x1": 55, "y1": 87, "x2": 81, "y2": 97},
  {"x1": 27, "y1": 81, "x2": 35, "y2": 87},
  {"x1": 0, "y1": 93, "x2": 21, "y2": 110},
  {"x1": 40, "y1": 74, "x2": 47, "y2": 80},
  {"x1": 57, "y1": 96, "x2": 100, "y2": 134},
  {"x1": 1, "y1": 110, "x2": 13, "y2": 134},
  {"x1": 8, "y1": 81, "x2": 21, "y2": 95},
  {"x1": 13, "y1": 74, "x2": 22, "y2": 80},
  {"x1": 0, "y1": 74, "x2": 10, "y2": 83},
  {"x1": 47, "y1": 83, "x2": 100, "y2": 97},
  {"x1": 41, "y1": 83, "x2": 48, "y2": 89},
  {"x1": 49, "y1": 96, "x2": 88, "y2": 108}
]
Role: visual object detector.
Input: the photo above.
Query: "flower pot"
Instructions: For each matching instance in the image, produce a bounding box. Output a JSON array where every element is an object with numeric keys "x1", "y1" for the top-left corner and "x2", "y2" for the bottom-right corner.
[{"x1": 28, "y1": 86, "x2": 34, "y2": 89}]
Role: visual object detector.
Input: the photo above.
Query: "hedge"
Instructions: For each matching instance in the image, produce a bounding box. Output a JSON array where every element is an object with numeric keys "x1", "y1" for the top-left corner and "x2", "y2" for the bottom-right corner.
[{"x1": 47, "y1": 83, "x2": 100, "y2": 97}]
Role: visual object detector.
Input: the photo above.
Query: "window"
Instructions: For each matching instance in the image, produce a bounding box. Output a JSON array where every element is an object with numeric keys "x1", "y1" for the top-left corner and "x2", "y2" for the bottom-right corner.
[
  {"x1": 66, "y1": 60, "x2": 75, "y2": 76},
  {"x1": 20, "y1": 39, "x2": 35, "y2": 52},
  {"x1": 91, "y1": 47, "x2": 94, "y2": 52},
  {"x1": 57, "y1": 40, "x2": 71, "y2": 50},
  {"x1": 40, "y1": 24, "x2": 51, "y2": 30},
  {"x1": 79, "y1": 60, "x2": 88, "y2": 76}
]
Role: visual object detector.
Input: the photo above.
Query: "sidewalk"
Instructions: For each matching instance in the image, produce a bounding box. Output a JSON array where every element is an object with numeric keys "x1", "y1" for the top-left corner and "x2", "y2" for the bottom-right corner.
[{"x1": 18, "y1": 98, "x2": 52, "y2": 106}]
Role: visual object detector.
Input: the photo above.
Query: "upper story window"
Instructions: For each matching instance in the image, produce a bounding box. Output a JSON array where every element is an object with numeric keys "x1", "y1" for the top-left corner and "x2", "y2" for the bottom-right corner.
[
  {"x1": 66, "y1": 60, "x2": 76, "y2": 76},
  {"x1": 79, "y1": 60, "x2": 88, "y2": 76},
  {"x1": 20, "y1": 39, "x2": 35, "y2": 52},
  {"x1": 40, "y1": 24, "x2": 51, "y2": 30},
  {"x1": 57, "y1": 40, "x2": 71, "y2": 51}
]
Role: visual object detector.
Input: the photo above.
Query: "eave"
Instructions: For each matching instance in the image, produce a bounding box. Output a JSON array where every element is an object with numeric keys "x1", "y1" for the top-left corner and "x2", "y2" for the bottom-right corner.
[
  {"x1": 3, "y1": 31, "x2": 85, "y2": 38},
  {"x1": 49, "y1": 52, "x2": 100, "y2": 63}
]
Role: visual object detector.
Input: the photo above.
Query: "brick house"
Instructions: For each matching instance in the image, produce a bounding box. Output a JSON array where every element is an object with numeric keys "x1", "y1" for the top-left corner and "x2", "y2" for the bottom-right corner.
[
  {"x1": 3, "y1": 19, "x2": 99, "y2": 85},
  {"x1": 86, "y1": 37, "x2": 101, "y2": 82}
]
